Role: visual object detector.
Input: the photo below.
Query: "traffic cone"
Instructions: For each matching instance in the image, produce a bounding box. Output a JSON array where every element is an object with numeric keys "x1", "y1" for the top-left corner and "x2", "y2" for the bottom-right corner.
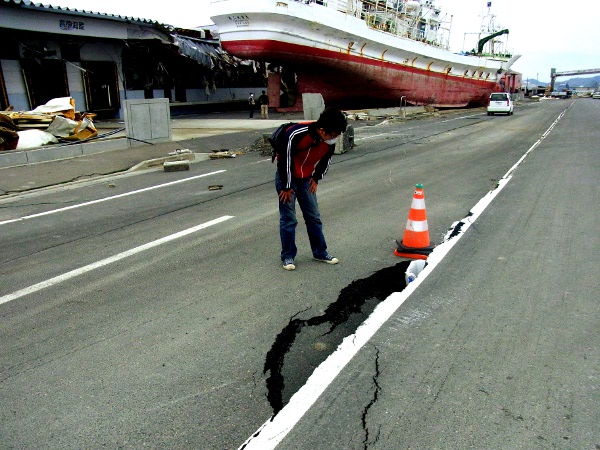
[{"x1": 394, "y1": 183, "x2": 435, "y2": 260}]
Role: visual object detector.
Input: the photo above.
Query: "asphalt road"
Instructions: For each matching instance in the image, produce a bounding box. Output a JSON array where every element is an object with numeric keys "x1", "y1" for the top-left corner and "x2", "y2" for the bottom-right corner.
[{"x1": 1, "y1": 99, "x2": 598, "y2": 449}]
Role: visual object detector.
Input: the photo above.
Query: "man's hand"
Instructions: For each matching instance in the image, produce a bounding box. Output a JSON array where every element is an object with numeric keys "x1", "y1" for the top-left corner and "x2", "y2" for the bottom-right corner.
[
  {"x1": 308, "y1": 178, "x2": 318, "y2": 194},
  {"x1": 279, "y1": 188, "x2": 295, "y2": 204}
]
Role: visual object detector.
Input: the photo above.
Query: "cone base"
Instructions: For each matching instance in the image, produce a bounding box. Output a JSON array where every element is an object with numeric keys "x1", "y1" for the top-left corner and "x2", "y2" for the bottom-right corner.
[
  {"x1": 393, "y1": 240, "x2": 435, "y2": 260},
  {"x1": 393, "y1": 249, "x2": 429, "y2": 260}
]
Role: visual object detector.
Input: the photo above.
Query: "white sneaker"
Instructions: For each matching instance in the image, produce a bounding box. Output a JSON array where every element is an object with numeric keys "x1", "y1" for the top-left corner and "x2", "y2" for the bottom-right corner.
[
  {"x1": 314, "y1": 254, "x2": 339, "y2": 265},
  {"x1": 283, "y1": 258, "x2": 296, "y2": 270}
]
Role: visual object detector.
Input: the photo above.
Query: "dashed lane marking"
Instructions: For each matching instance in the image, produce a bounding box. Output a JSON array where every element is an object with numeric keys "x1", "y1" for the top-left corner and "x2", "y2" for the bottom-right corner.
[
  {"x1": 0, "y1": 216, "x2": 234, "y2": 306},
  {"x1": 0, "y1": 170, "x2": 226, "y2": 226}
]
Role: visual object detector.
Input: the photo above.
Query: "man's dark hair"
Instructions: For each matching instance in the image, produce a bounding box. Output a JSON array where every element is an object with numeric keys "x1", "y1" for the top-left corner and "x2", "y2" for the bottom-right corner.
[{"x1": 315, "y1": 108, "x2": 347, "y2": 134}]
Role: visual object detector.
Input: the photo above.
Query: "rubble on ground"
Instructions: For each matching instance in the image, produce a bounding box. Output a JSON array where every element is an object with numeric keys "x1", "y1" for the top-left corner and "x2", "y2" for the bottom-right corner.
[
  {"x1": 209, "y1": 150, "x2": 243, "y2": 159},
  {"x1": 1, "y1": 97, "x2": 98, "y2": 151}
]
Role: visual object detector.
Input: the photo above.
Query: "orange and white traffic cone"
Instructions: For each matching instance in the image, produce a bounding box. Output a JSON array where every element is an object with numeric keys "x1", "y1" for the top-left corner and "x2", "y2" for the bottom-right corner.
[{"x1": 394, "y1": 183, "x2": 435, "y2": 260}]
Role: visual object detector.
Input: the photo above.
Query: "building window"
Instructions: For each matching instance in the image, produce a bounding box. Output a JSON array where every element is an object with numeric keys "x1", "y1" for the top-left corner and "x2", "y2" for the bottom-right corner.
[
  {"x1": 61, "y1": 42, "x2": 81, "y2": 62},
  {"x1": 0, "y1": 31, "x2": 20, "y2": 60},
  {"x1": 21, "y1": 59, "x2": 69, "y2": 109},
  {"x1": 0, "y1": 65, "x2": 9, "y2": 110}
]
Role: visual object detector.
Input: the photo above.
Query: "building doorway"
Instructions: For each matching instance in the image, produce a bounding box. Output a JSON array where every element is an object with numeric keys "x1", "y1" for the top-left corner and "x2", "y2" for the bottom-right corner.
[{"x1": 82, "y1": 61, "x2": 120, "y2": 117}]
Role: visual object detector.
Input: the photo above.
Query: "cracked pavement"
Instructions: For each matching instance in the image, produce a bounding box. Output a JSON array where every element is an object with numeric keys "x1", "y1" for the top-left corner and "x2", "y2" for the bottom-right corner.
[
  {"x1": 263, "y1": 262, "x2": 410, "y2": 415},
  {"x1": 361, "y1": 346, "x2": 382, "y2": 450}
]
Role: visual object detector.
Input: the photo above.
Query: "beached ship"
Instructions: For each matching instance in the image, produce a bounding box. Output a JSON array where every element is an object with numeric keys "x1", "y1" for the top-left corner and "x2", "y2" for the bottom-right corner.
[{"x1": 209, "y1": 0, "x2": 520, "y2": 110}]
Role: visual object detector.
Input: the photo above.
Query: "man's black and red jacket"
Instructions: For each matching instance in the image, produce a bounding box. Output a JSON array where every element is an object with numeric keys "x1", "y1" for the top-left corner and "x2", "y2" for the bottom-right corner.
[{"x1": 276, "y1": 122, "x2": 335, "y2": 191}]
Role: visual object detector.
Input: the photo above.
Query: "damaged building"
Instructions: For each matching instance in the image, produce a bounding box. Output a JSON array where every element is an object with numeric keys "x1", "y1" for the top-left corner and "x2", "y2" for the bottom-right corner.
[{"x1": 0, "y1": 0, "x2": 267, "y2": 120}]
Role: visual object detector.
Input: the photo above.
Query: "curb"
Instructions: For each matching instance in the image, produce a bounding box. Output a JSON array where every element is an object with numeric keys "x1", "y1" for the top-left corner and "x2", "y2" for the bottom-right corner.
[{"x1": 127, "y1": 152, "x2": 211, "y2": 172}]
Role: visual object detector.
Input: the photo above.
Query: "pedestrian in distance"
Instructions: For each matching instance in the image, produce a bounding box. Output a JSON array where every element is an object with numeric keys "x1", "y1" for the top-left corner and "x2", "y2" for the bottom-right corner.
[
  {"x1": 274, "y1": 107, "x2": 347, "y2": 271},
  {"x1": 258, "y1": 90, "x2": 269, "y2": 119},
  {"x1": 248, "y1": 93, "x2": 255, "y2": 118}
]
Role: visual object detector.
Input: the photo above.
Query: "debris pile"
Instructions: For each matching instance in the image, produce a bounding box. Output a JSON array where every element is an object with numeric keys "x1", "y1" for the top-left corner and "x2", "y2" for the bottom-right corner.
[
  {"x1": 208, "y1": 149, "x2": 242, "y2": 159},
  {"x1": 1, "y1": 97, "x2": 98, "y2": 151},
  {"x1": 248, "y1": 135, "x2": 273, "y2": 157}
]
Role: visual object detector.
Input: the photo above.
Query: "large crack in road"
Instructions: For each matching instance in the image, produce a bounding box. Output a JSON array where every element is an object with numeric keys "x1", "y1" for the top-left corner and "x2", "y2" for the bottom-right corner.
[
  {"x1": 362, "y1": 346, "x2": 382, "y2": 449},
  {"x1": 263, "y1": 261, "x2": 411, "y2": 415}
]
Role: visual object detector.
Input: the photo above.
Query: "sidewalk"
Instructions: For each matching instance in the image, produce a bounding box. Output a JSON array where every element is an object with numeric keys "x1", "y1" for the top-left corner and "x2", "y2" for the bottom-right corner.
[{"x1": 0, "y1": 111, "x2": 304, "y2": 197}]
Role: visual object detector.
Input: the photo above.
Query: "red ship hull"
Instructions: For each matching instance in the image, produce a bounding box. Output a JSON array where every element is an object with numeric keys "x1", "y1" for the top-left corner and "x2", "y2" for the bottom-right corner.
[{"x1": 223, "y1": 40, "x2": 502, "y2": 111}]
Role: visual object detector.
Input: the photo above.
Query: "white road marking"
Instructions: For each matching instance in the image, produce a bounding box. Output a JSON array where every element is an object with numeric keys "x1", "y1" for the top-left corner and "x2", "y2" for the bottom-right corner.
[
  {"x1": 238, "y1": 107, "x2": 570, "y2": 450},
  {"x1": 0, "y1": 170, "x2": 226, "y2": 226},
  {"x1": 0, "y1": 216, "x2": 234, "y2": 305}
]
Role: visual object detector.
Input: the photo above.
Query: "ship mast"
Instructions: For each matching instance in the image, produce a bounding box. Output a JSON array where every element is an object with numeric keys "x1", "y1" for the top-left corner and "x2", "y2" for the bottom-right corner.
[{"x1": 476, "y1": 1, "x2": 510, "y2": 57}]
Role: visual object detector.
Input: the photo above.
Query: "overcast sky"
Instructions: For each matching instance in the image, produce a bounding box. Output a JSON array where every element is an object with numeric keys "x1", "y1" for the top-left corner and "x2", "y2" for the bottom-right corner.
[{"x1": 46, "y1": 0, "x2": 599, "y2": 83}]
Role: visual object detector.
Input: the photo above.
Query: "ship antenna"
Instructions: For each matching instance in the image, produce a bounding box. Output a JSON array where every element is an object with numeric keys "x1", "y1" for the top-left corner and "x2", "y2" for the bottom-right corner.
[{"x1": 446, "y1": 14, "x2": 453, "y2": 50}]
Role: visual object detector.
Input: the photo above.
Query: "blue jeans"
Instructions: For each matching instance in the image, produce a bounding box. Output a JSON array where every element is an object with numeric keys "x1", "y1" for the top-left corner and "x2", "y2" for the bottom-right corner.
[{"x1": 275, "y1": 172, "x2": 329, "y2": 261}]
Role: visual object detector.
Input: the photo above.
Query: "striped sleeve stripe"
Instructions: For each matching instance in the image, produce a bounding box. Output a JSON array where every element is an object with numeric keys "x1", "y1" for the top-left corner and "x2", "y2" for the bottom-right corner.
[{"x1": 285, "y1": 126, "x2": 309, "y2": 189}]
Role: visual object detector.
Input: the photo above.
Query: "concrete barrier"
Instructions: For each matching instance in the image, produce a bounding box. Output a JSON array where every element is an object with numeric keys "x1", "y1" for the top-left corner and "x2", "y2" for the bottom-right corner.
[
  {"x1": 334, "y1": 125, "x2": 354, "y2": 154},
  {"x1": 25, "y1": 144, "x2": 83, "y2": 163},
  {"x1": 163, "y1": 160, "x2": 190, "y2": 172},
  {"x1": 0, "y1": 150, "x2": 29, "y2": 168},
  {"x1": 0, "y1": 137, "x2": 130, "y2": 168},
  {"x1": 302, "y1": 93, "x2": 325, "y2": 120}
]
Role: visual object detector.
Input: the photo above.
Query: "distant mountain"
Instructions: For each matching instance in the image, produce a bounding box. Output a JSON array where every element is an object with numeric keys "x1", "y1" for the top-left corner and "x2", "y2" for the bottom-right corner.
[
  {"x1": 524, "y1": 78, "x2": 547, "y2": 86},
  {"x1": 557, "y1": 75, "x2": 600, "y2": 89},
  {"x1": 524, "y1": 75, "x2": 599, "y2": 90}
]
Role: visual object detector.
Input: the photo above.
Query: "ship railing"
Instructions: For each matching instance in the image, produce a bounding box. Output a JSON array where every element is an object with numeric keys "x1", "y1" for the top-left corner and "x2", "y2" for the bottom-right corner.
[
  {"x1": 291, "y1": 0, "x2": 358, "y2": 14},
  {"x1": 292, "y1": 0, "x2": 446, "y2": 47},
  {"x1": 466, "y1": 50, "x2": 513, "y2": 59},
  {"x1": 292, "y1": 0, "x2": 411, "y2": 18},
  {"x1": 290, "y1": 0, "x2": 324, "y2": 5},
  {"x1": 363, "y1": 12, "x2": 426, "y2": 39},
  {"x1": 290, "y1": 0, "x2": 341, "y2": 5}
]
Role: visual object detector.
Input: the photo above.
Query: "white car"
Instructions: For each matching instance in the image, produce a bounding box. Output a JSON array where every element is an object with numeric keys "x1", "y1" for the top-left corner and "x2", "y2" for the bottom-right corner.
[
  {"x1": 592, "y1": 92, "x2": 600, "y2": 99},
  {"x1": 487, "y1": 92, "x2": 514, "y2": 115}
]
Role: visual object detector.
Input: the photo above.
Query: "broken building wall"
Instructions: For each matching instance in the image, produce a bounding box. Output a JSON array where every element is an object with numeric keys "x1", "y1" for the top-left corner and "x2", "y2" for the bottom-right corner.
[{"x1": 0, "y1": 3, "x2": 267, "y2": 119}]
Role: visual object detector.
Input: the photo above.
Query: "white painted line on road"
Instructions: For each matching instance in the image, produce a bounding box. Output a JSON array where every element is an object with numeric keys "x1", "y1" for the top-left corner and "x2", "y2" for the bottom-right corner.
[
  {"x1": 0, "y1": 170, "x2": 226, "y2": 226},
  {"x1": 239, "y1": 107, "x2": 571, "y2": 450},
  {"x1": 0, "y1": 216, "x2": 234, "y2": 306}
]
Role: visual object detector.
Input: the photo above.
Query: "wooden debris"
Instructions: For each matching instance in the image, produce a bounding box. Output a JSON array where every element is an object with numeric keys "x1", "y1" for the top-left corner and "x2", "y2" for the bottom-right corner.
[
  {"x1": 209, "y1": 151, "x2": 237, "y2": 159},
  {"x1": 168, "y1": 149, "x2": 192, "y2": 156}
]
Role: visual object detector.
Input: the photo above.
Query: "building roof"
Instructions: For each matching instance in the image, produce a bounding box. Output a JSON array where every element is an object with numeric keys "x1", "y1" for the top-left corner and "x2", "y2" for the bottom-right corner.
[
  {"x1": 1, "y1": 0, "x2": 242, "y2": 70},
  {"x1": 1, "y1": 0, "x2": 174, "y2": 28}
]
